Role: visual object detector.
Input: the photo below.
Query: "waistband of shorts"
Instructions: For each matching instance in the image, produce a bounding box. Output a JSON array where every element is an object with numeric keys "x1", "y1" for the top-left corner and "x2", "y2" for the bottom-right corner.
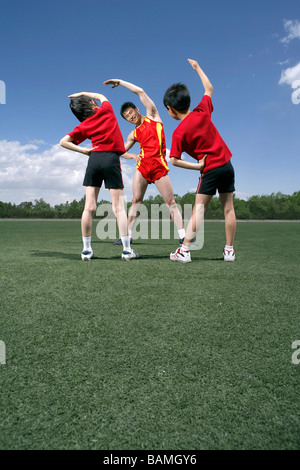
[{"x1": 90, "y1": 151, "x2": 120, "y2": 157}]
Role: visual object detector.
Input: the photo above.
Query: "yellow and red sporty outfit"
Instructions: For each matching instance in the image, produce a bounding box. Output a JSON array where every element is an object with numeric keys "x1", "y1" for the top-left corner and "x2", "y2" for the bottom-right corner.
[{"x1": 133, "y1": 117, "x2": 169, "y2": 183}]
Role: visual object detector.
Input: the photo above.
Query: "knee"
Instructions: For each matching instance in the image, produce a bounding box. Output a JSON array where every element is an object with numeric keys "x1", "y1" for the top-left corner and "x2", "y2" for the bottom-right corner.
[
  {"x1": 84, "y1": 203, "x2": 97, "y2": 217},
  {"x1": 166, "y1": 198, "x2": 176, "y2": 209},
  {"x1": 132, "y1": 197, "x2": 143, "y2": 206},
  {"x1": 223, "y1": 205, "x2": 235, "y2": 218}
]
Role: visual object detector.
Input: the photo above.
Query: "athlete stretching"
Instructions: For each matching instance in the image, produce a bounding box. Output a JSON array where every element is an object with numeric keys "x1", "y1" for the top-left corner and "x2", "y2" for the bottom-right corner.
[
  {"x1": 103, "y1": 79, "x2": 187, "y2": 245},
  {"x1": 60, "y1": 92, "x2": 139, "y2": 261}
]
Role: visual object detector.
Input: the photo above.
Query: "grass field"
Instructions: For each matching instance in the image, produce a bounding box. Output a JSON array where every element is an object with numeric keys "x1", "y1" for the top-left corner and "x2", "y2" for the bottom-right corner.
[{"x1": 0, "y1": 219, "x2": 299, "y2": 450}]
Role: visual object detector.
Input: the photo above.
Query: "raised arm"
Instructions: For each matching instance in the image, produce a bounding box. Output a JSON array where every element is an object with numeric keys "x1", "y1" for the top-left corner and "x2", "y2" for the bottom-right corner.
[
  {"x1": 103, "y1": 79, "x2": 161, "y2": 121},
  {"x1": 68, "y1": 92, "x2": 108, "y2": 103},
  {"x1": 187, "y1": 59, "x2": 213, "y2": 98}
]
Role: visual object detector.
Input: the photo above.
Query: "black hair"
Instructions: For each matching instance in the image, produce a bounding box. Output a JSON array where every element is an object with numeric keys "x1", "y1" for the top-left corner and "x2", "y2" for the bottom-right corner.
[
  {"x1": 120, "y1": 101, "x2": 137, "y2": 119},
  {"x1": 163, "y1": 83, "x2": 191, "y2": 112},
  {"x1": 69, "y1": 96, "x2": 95, "y2": 122}
]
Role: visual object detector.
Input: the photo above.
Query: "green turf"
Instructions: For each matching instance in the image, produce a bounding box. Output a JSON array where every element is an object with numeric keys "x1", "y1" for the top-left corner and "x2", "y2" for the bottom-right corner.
[{"x1": 0, "y1": 220, "x2": 299, "y2": 450}]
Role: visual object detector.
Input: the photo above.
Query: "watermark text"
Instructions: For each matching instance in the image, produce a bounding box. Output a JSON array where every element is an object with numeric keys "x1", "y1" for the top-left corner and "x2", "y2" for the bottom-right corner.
[
  {"x1": 291, "y1": 80, "x2": 300, "y2": 105},
  {"x1": 0, "y1": 340, "x2": 6, "y2": 365},
  {"x1": 0, "y1": 80, "x2": 6, "y2": 104},
  {"x1": 96, "y1": 202, "x2": 204, "y2": 248},
  {"x1": 292, "y1": 340, "x2": 300, "y2": 364}
]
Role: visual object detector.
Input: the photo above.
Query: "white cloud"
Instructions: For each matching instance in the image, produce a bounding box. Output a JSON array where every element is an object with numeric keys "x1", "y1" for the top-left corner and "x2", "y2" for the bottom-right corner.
[
  {"x1": 235, "y1": 192, "x2": 252, "y2": 201},
  {"x1": 281, "y1": 19, "x2": 300, "y2": 44},
  {"x1": 0, "y1": 140, "x2": 135, "y2": 205},
  {"x1": 278, "y1": 19, "x2": 300, "y2": 104},
  {"x1": 278, "y1": 59, "x2": 289, "y2": 66},
  {"x1": 279, "y1": 61, "x2": 300, "y2": 86}
]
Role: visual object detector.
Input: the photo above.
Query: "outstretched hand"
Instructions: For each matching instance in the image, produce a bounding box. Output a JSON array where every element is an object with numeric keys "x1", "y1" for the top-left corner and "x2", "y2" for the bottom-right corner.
[
  {"x1": 103, "y1": 79, "x2": 120, "y2": 88},
  {"x1": 187, "y1": 59, "x2": 200, "y2": 71}
]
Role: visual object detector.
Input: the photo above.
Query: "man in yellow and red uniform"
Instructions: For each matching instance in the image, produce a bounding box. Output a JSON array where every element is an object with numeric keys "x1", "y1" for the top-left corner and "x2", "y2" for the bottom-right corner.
[
  {"x1": 104, "y1": 78, "x2": 187, "y2": 244},
  {"x1": 134, "y1": 117, "x2": 169, "y2": 184}
]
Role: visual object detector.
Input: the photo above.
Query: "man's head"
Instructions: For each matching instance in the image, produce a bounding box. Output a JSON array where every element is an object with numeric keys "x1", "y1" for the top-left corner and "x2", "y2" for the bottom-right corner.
[
  {"x1": 120, "y1": 101, "x2": 142, "y2": 125},
  {"x1": 70, "y1": 96, "x2": 98, "y2": 122},
  {"x1": 163, "y1": 83, "x2": 191, "y2": 119}
]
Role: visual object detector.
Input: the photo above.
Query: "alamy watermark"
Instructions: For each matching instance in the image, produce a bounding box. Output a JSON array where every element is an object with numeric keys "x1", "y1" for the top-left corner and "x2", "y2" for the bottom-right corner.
[
  {"x1": 291, "y1": 80, "x2": 300, "y2": 105},
  {"x1": 291, "y1": 340, "x2": 300, "y2": 365},
  {"x1": 0, "y1": 80, "x2": 6, "y2": 104},
  {"x1": 96, "y1": 202, "x2": 204, "y2": 248},
  {"x1": 0, "y1": 340, "x2": 6, "y2": 365}
]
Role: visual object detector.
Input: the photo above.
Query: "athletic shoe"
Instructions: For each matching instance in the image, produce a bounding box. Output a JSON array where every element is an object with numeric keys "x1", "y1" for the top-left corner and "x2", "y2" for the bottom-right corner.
[
  {"x1": 121, "y1": 249, "x2": 140, "y2": 261},
  {"x1": 81, "y1": 249, "x2": 94, "y2": 261},
  {"x1": 170, "y1": 247, "x2": 191, "y2": 263},
  {"x1": 223, "y1": 248, "x2": 235, "y2": 262},
  {"x1": 180, "y1": 238, "x2": 199, "y2": 250},
  {"x1": 113, "y1": 238, "x2": 133, "y2": 246}
]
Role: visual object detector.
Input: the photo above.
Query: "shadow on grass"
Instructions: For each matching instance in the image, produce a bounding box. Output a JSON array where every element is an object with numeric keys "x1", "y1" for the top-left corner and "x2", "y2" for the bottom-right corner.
[
  {"x1": 30, "y1": 251, "x2": 121, "y2": 261},
  {"x1": 30, "y1": 250, "x2": 178, "y2": 262},
  {"x1": 30, "y1": 249, "x2": 223, "y2": 262}
]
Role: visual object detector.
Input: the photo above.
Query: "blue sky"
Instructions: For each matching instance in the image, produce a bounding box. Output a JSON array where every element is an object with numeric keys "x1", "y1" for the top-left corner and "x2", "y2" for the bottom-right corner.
[{"x1": 0, "y1": 0, "x2": 299, "y2": 205}]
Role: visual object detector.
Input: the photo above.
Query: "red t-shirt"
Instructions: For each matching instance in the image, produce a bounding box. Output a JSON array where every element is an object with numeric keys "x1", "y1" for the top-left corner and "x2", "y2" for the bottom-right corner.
[
  {"x1": 68, "y1": 101, "x2": 125, "y2": 155},
  {"x1": 169, "y1": 95, "x2": 232, "y2": 173}
]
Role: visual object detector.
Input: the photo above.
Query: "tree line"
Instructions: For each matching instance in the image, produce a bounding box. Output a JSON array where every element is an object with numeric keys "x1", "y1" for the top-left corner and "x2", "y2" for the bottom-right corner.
[{"x1": 0, "y1": 191, "x2": 300, "y2": 219}]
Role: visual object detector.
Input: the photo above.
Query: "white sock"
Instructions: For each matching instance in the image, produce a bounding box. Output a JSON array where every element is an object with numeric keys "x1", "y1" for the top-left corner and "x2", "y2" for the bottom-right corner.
[
  {"x1": 83, "y1": 236, "x2": 92, "y2": 251},
  {"x1": 178, "y1": 228, "x2": 185, "y2": 239},
  {"x1": 181, "y1": 244, "x2": 190, "y2": 252},
  {"x1": 122, "y1": 235, "x2": 131, "y2": 252},
  {"x1": 129, "y1": 229, "x2": 133, "y2": 239},
  {"x1": 225, "y1": 245, "x2": 234, "y2": 251}
]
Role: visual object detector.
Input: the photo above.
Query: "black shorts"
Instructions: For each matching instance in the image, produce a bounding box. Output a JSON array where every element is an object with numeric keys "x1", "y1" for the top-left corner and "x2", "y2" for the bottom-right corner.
[
  {"x1": 197, "y1": 160, "x2": 235, "y2": 195},
  {"x1": 83, "y1": 151, "x2": 124, "y2": 189}
]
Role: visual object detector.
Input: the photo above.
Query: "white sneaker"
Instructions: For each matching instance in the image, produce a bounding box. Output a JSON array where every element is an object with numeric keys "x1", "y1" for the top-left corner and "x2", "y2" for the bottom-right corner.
[
  {"x1": 81, "y1": 249, "x2": 94, "y2": 261},
  {"x1": 122, "y1": 249, "x2": 140, "y2": 261},
  {"x1": 223, "y1": 248, "x2": 235, "y2": 262},
  {"x1": 170, "y1": 247, "x2": 191, "y2": 263},
  {"x1": 180, "y1": 238, "x2": 199, "y2": 250}
]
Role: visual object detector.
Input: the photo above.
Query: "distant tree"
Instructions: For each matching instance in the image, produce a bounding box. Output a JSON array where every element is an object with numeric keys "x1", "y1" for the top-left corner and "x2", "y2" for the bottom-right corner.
[
  {"x1": 205, "y1": 196, "x2": 223, "y2": 219},
  {"x1": 0, "y1": 201, "x2": 13, "y2": 218},
  {"x1": 54, "y1": 201, "x2": 70, "y2": 218},
  {"x1": 180, "y1": 192, "x2": 196, "y2": 206},
  {"x1": 247, "y1": 195, "x2": 271, "y2": 219},
  {"x1": 32, "y1": 199, "x2": 55, "y2": 218},
  {"x1": 1, "y1": 191, "x2": 300, "y2": 219},
  {"x1": 234, "y1": 197, "x2": 251, "y2": 219}
]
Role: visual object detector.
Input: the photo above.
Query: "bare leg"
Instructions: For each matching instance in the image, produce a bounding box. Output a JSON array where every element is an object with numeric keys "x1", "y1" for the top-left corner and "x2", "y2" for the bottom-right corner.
[
  {"x1": 127, "y1": 169, "x2": 149, "y2": 233},
  {"x1": 219, "y1": 192, "x2": 236, "y2": 246},
  {"x1": 81, "y1": 186, "x2": 100, "y2": 237},
  {"x1": 109, "y1": 189, "x2": 128, "y2": 238},
  {"x1": 183, "y1": 193, "x2": 212, "y2": 247},
  {"x1": 154, "y1": 174, "x2": 184, "y2": 231}
]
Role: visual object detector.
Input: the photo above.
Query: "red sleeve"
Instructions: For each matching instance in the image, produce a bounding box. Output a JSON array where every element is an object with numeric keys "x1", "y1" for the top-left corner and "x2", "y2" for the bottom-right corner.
[
  {"x1": 68, "y1": 125, "x2": 86, "y2": 145},
  {"x1": 193, "y1": 94, "x2": 214, "y2": 116}
]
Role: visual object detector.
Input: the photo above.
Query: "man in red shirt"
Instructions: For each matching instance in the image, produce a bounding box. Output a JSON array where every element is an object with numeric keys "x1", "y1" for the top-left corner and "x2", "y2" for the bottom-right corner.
[
  {"x1": 163, "y1": 59, "x2": 236, "y2": 263},
  {"x1": 60, "y1": 91, "x2": 139, "y2": 261},
  {"x1": 103, "y1": 78, "x2": 188, "y2": 245}
]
